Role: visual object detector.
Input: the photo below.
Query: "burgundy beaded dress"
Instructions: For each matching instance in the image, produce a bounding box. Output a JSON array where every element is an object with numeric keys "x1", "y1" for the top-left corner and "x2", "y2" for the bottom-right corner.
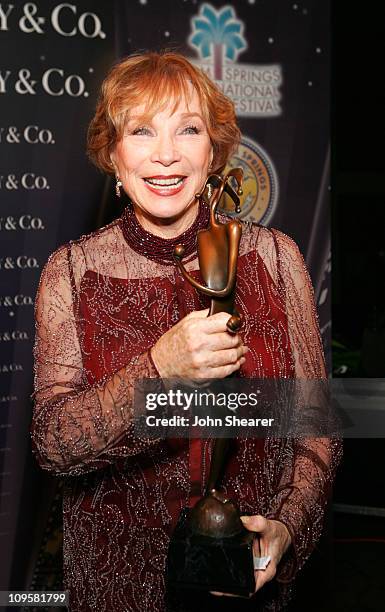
[{"x1": 31, "y1": 204, "x2": 341, "y2": 611}]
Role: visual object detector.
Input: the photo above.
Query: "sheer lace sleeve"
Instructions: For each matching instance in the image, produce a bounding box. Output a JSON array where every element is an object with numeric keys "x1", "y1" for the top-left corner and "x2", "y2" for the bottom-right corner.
[
  {"x1": 31, "y1": 245, "x2": 159, "y2": 476},
  {"x1": 265, "y1": 230, "x2": 342, "y2": 581}
]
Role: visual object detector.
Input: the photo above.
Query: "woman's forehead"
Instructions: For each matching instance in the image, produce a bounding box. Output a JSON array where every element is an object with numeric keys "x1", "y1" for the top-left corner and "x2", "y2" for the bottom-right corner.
[{"x1": 127, "y1": 87, "x2": 203, "y2": 123}]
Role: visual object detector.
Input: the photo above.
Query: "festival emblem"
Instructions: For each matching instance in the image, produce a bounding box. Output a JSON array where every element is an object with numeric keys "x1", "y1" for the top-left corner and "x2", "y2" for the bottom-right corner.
[
  {"x1": 189, "y1": 4, "x2": 282, "y2": 117},
  {"x1": 189, "y1": 4, "x2": 279, "y2": 224},
  {"x1": 189, "y1": 4, "x2": 247, "y2": 81},
  {"x1": 222, "y1": 137, "x2": 278, "y2": 225}
]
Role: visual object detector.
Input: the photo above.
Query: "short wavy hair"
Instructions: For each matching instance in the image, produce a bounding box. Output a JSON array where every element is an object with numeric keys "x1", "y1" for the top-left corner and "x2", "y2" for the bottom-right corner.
[{"x1": 87, "y1": 51, "x2": 240, "y2": 175}]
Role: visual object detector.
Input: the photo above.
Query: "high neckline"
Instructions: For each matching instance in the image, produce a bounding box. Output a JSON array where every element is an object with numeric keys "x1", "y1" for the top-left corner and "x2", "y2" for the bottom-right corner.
[{"x1": 119, "y1": 201, "x2": 210, "y2": 266}]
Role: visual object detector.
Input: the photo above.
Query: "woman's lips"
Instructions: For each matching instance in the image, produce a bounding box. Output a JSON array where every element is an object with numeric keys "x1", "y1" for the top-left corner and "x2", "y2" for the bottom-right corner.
[{"x1": 143, "y1": 175, "x2": 186, "y2": 197}]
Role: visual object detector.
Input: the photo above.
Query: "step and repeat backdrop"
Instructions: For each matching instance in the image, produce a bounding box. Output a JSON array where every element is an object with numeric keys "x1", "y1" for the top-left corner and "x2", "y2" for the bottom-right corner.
[{"x1": 0, "y1": 0, "x2": 330, "y2": 591}]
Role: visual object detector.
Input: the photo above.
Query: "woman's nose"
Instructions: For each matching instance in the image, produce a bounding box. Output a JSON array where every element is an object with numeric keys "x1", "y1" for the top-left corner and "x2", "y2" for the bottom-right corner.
[{"x1": 151, "y1": 133, "x2": 181, "y2": 166}]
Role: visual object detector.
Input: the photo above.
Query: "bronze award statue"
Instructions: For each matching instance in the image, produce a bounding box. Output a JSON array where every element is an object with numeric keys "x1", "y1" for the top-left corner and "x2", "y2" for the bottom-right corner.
[{"x1": 166, "y1": 169, "x2": 256, "y2": 597}]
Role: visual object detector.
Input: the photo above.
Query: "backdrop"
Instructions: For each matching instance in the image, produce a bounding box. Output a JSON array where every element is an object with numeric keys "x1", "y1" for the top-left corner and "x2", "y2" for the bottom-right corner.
[{"x1": 0, "y1": 0, "x2": 330, "y2": 592}]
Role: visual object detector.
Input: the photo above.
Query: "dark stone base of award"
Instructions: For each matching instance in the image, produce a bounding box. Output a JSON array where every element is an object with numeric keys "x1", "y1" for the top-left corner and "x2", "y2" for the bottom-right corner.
[{"x1": 166, "y1": 508, "x2": 255, "y2": 597}]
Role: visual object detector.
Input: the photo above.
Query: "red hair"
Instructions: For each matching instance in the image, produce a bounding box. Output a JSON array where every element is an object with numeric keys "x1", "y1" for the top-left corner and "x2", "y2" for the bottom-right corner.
[{"x1": 87, "y1": 51, "x2": 240, "y2": 174}]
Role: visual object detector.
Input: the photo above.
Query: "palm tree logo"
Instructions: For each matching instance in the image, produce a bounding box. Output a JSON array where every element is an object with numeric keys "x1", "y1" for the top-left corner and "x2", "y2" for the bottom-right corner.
[{"x1": 189, "y1": 4, "x2": 247, "y2": 80}]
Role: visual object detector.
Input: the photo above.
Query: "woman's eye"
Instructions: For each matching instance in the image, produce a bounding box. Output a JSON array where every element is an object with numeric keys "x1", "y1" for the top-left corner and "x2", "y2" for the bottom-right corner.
[
  {"x1": 181, "y1": 125, "x2": 200, "y2": 135},
  {"x1": 132, "y1": 126, "x2": 152, "y2": 136}
]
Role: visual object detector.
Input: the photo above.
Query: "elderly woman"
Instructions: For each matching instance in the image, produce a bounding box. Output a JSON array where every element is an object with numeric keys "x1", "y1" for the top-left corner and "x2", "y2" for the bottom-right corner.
[{"x1": 32, "y1": 52, "x2": 340, "y2": 611}]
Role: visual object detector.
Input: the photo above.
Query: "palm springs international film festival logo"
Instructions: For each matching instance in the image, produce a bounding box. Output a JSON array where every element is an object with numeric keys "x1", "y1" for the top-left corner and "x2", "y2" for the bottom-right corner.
[{"x1": 189, "y1": 3, "x2": 280, "y2": 224}]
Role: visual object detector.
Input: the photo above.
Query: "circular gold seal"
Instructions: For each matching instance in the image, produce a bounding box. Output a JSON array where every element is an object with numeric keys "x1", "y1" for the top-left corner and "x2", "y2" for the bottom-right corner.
[{"x1": 220, "y1": 136, "x2": 278, "y2": 225}]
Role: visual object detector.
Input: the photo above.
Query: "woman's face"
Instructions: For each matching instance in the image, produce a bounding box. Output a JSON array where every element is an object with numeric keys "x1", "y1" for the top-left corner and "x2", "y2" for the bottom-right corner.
[{"x1": 111, "y1": 86, "x2": 213, "y2": 224}]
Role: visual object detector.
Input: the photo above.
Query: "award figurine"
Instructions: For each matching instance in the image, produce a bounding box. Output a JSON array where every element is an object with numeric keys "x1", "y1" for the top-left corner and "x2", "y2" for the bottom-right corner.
[{"x1": 166, "y1": 169, "x2": 256, "y2": 597}]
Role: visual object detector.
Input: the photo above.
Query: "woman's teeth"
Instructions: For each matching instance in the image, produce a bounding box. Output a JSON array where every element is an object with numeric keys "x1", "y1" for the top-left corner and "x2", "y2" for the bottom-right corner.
[{"x1": 144, "y1": 177, "x2": 184, "y2": 190}]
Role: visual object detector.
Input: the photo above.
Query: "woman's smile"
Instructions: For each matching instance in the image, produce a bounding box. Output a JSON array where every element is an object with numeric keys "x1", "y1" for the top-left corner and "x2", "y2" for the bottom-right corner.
[{"x1": 143, "y1": 174, "x2": 187, "y2": 196}]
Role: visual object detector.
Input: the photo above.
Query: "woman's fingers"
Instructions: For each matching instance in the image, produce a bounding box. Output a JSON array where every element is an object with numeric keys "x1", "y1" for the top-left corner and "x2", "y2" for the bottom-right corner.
[
  {"x1": 208, "y1": 331, "x2": 242, "y2": 350},
  {"x1": 255, "y1": 563, "x2": 277, "y2": 592},
  {"x1": 152, "y1": 309, "x2": 248, "y2": 378},
  {"x1": 202, "y1": 345, "x2": 248, "y2": 368},
  {"x1": 252, "y1": 532, "x2": 268, "y2": 560},
  {"x1": 189, "y1": 311, "x2": 236, "y2": 335},
  {"x1": 202, "y1": 357, "x2": 246, "y2": 378},
  {"x1": 241, "y1": 515, "x2": 268, "y2": 533},
  {"x1": 210, "y1": 591, "x2": 240, "y2": 598},
  {"x1": 211, "y1": 517, "x2": 282, "y2": 597}
]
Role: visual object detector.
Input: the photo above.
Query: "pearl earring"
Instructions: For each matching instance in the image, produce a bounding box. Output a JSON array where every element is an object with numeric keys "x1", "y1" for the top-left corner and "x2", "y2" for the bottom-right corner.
[{"x1": 115, "y1": 176, "x2": 122, "y2": 198}]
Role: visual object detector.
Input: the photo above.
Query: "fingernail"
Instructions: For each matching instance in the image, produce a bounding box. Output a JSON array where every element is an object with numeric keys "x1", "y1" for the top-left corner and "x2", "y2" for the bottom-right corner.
[{"x1": 240, "y1": 515, "x2": 250, "y2": 523}]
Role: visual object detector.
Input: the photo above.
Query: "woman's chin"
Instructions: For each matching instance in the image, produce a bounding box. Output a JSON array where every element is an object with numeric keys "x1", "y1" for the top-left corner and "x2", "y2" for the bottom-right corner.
[{"x1": 137, "y1": 197, "x2": 197, "y2": 223}]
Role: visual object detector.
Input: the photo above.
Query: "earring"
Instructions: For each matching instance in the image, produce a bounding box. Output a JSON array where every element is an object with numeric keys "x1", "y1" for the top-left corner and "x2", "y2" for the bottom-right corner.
[
  {"x1": 207, "y1": 183, "x2": 213, "y2": 200},
  {"x1": 115, "y1": 176, "x2": 122, "y2": 198}
]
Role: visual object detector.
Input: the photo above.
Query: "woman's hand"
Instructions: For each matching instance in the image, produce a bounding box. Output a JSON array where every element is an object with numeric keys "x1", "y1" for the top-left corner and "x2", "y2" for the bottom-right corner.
[
  {"x1": 151, "y1": 309, "x2": 248, "y2": 378},
  {"x1": 211, "y1": 515, "x2": 291, "y2": 598},
  {"x1": 241, "y1": 515, "x2": 291, "y2": 592}
]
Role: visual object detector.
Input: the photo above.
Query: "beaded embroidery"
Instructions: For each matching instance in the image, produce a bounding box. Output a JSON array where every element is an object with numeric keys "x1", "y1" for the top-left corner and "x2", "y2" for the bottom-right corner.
[{"x1": 32, "y1": 213, "x2": 341, "y2": 611}]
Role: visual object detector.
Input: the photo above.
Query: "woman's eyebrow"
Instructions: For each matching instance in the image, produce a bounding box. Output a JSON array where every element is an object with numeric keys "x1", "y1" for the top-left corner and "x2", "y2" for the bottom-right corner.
[{"x1": 125, "y1": 111, "x2": 204, "y2": 126}]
